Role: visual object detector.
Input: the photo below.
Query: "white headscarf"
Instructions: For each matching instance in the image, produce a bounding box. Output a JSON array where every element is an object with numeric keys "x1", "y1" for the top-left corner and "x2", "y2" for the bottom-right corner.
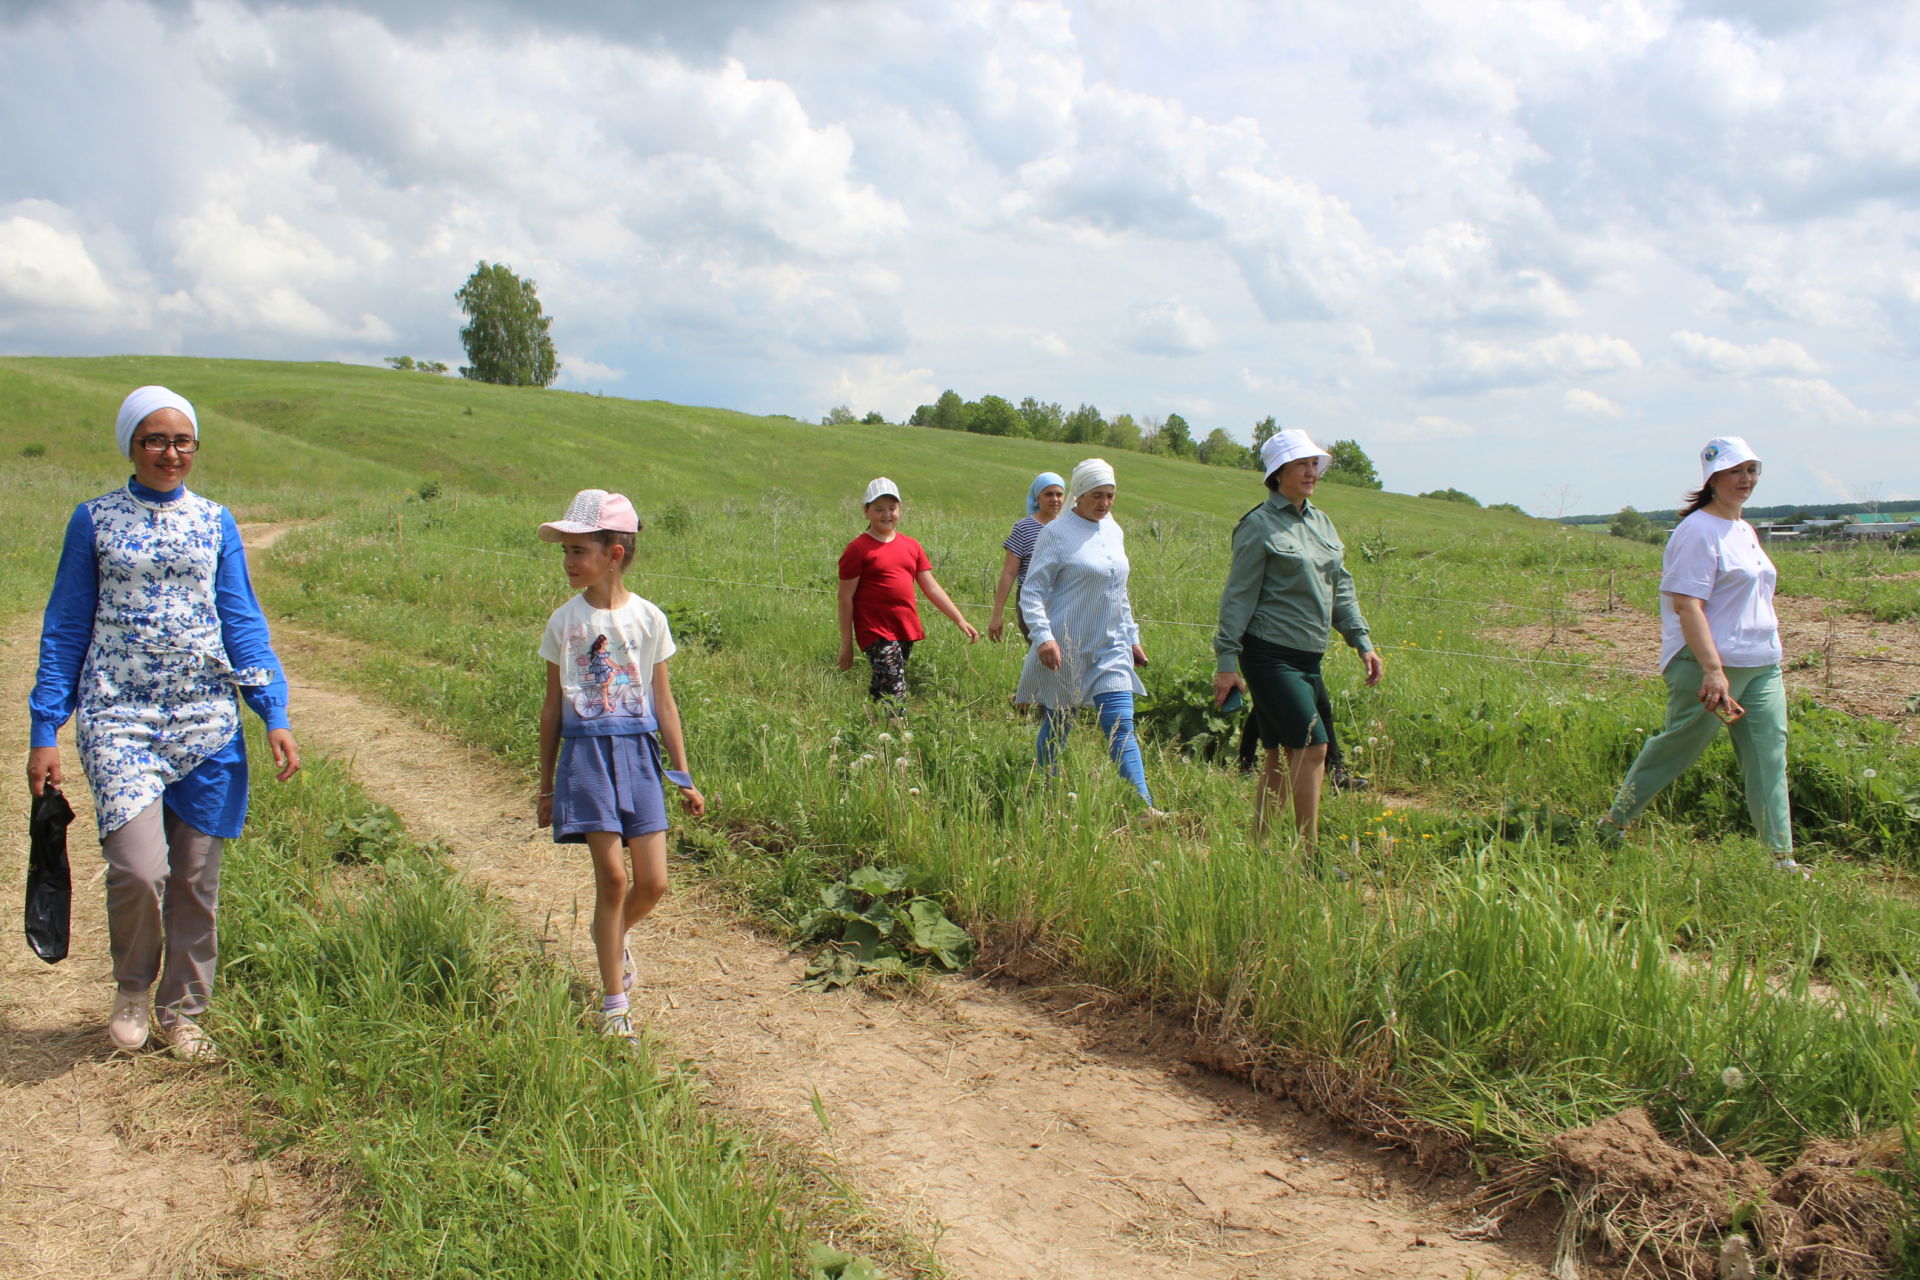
[
  {"x1": 1069, "y1": 457, "x2": 1115, "y2": 501},
  {"x1": 116, "y1": 386, "x2": 199, "y2": 459}
]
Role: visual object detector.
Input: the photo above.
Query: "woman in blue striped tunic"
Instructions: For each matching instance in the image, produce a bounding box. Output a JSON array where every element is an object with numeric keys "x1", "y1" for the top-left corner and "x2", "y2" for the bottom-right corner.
[{"x1": 987, "y1": 471, "x2": 1065, "y2": 644}]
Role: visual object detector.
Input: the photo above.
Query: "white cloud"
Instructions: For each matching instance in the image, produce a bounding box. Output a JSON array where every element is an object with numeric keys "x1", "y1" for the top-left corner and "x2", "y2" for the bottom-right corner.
[
  {"x1": 1123, "y1": 299, "x2": 1218, "y2": 356},
  {"x1": 1426, "y1": 331, "x2": 1642, "y2": 393},
  {"x1": 1564, "y1": 388, "x2": 1625, "y2": 417},
  {"x1": 1370, "y1": 413, "x2": 1478, "y2": 443},
  {"x1": 1769, "y1": 376, "x2": 1867, "y2": 423},
  {"x1": 1032, "y1": 331, "x2": 1069, "y2": 357},
  {"x1": 1671, "y1": 330, "x2": 1823, "y2": 376},
  {"x1": 823, "y1": 357, "x2": 937, "y2": 420},
  {"x1": 558, "y1": 356, "x2": 624, "y2": 385},
  {"x1": 0, "y1": 208, "x2": 124, "y2": 319},
  {"x1": 1401, "y1": 222, "x2": 1580, "y2": 325}
]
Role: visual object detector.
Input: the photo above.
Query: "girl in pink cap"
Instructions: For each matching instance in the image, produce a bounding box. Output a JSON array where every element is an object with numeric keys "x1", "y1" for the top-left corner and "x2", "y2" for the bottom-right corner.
[{"x1": 535, "y1": 489, "x2": 706, "y2": 1042}]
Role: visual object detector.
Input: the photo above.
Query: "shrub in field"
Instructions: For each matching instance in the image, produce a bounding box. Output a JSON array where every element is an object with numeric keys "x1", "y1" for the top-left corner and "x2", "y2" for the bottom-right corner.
[
  {"x1": 796, "y1": 864, "x2": 975, "y2": 990},
  {"x1": 1136, "y1": 661, "x2": 1241, "y2": 763}
]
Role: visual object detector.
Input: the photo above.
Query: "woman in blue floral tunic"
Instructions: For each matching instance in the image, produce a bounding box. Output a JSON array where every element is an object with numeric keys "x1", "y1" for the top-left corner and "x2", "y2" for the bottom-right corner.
[{"x1": 27, "y1": 386, "x2": 300, "y2": 1059}]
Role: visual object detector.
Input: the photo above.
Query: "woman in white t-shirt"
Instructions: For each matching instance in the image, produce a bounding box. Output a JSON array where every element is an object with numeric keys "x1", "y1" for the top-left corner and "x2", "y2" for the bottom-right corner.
[{"x1": 1600, "y1": 437, "x2": 1799, "y2": 870}]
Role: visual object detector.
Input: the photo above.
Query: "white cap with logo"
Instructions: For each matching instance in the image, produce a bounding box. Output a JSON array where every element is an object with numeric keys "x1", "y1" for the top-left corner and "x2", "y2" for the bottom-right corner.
[
  {"x1": 862, "y1": 477, "x2": 901, "y2": 506},
  {"x1": 1699, "y1": 437, "x2": 1761, "y2": 485}
]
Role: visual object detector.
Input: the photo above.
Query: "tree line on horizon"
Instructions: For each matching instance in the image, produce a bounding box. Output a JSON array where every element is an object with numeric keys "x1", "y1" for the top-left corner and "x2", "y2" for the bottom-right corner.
[{"x1": 820, "y1": 392, "x2": 1389, "y2": 491}]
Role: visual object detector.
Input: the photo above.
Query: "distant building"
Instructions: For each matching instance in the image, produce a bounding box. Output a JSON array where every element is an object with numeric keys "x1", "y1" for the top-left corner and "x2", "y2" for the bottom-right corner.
[{"x1": 1843, "y1": 519, "x2": 1918, "y2": 538}]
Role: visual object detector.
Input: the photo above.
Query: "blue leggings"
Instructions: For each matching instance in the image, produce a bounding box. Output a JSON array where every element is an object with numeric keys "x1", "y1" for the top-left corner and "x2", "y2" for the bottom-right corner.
[{"x1": 1037, "y1": 691, "x2": 1153, "y2": 805}]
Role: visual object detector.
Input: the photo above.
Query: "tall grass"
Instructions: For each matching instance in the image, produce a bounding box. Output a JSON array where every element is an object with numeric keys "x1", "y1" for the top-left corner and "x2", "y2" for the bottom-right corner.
[
  {"x1": 7, "y1": 355, "x2": 1918, "y2": 1219},
  {"x1": 214, "y1": 739, "x2": 902, "y2": 1278}
]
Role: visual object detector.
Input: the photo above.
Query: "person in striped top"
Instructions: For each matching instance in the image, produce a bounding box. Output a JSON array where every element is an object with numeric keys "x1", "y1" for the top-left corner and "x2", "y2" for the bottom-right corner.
[{"x1": 987, "y1": 471, "x2": 1066, "y2": 645}]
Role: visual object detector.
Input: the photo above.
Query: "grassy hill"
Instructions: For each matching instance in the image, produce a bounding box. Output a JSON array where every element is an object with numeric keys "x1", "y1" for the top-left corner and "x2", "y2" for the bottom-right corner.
[
  {"x1": 7, "y1": 356, "x2": 1919, "y2": 1273},
  {"x1": 2, "y1": 353, "x2": 1541, "y2": 536}
]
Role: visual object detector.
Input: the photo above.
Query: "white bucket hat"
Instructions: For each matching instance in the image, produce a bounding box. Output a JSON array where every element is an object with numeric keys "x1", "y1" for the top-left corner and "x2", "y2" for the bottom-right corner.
[
  {"x1": 1261, "y1": 429, "x2": 1332, "y2": 479},
  {"x1": 1699, "y1": 437, "x2": 1761, "y2": 485},
  {"x1": 862, "y1": 477, "x2": 901, "y2": 506}
]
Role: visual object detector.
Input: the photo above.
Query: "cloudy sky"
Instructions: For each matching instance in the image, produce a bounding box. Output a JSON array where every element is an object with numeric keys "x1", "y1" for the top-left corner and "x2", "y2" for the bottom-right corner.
[{"x1": 2, "y1": 0, "x2": 1915, "y2": 512}]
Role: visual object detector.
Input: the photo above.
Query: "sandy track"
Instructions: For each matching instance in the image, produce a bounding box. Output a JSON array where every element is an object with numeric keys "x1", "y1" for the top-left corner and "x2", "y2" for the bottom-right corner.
[
  {"x1": 275, "y1": 623, "x2": 1557, "y2": 1280},
  {"x1": 0, "y1": 623, "x2": 333, "y2": 1280}
]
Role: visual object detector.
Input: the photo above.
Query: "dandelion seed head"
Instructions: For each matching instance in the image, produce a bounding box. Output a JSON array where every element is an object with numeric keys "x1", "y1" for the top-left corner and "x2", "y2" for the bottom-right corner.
[
  {"x1": 1721, "y1": 1067, "x2": 1745, "y2": 1089},
  {"x1": 877, "y1": 732, "x2": 893, "y2": 744},
  {"x1": 908, "y1": 787, "x2": 921, "y2": 797},
  {"x1": 1864, "y1": 769, "x2": 1878, "y2": 779}
]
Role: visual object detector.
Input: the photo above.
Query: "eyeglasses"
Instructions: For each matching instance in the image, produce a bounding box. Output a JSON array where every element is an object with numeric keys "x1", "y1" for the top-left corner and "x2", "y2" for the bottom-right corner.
[{"x1": 134, "y1": 435, "x2": 200, "y2": 454}]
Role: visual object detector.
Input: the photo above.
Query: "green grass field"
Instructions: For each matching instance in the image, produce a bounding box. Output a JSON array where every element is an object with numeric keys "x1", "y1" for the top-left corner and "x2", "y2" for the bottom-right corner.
[{"x1": 7, "y1": 354, "x2": 1919, "y2": 1272}]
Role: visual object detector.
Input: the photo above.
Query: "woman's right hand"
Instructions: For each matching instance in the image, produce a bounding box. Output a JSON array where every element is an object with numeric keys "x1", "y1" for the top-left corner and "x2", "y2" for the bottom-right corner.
[
  {"x1": 987, "y1": 615, "x2": 1005, "y2": 643},
  {"x1": 836, "y1": 642, "x2": 854, "y2": 672},
  {"x1": 1212, "y1": 672, "x2": 1244, "y2": 708},
  {"x1": 536, "y1": 792, "x2": 553, "y2": 828},
  {"x1": 27, "y1": 746, "x2": 61, "y2": 797},
  {"x1": 1035, "y1": 640, "x2": 1063, "y2": 671},
  {"x1": 1697, "y1": 666, "x2": 1733, "y2": 712}
]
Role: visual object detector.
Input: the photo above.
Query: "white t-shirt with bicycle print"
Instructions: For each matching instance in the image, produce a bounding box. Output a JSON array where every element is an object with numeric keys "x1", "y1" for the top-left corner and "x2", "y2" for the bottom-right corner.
[{"x1": 539, "y1": 593, "x2": 677, "y2": 738}]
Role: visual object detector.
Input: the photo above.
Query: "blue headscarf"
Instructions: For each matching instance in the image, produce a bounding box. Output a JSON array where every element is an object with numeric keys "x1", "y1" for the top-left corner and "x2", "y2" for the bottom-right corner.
[{"x1": 1026, "y1": 471, "x2": 1066, "y2": 516}]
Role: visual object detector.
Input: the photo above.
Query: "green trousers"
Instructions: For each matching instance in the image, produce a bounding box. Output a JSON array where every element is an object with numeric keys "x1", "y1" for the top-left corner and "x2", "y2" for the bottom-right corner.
[{"x1": 1608, "y1": 652, "x2": 1792, "y2": 853}]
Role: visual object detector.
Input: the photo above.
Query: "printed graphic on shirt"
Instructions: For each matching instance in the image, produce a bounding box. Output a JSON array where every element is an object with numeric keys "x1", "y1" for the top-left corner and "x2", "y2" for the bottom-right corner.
[{"x1": 540, "y1": 595, "x2": 675, "y2": 738}]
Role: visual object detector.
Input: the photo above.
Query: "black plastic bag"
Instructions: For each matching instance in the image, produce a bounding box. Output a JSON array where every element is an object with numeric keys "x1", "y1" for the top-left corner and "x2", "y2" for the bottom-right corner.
[{"x1": 25, "y1": 784, "x2": 74, "y2": 963}]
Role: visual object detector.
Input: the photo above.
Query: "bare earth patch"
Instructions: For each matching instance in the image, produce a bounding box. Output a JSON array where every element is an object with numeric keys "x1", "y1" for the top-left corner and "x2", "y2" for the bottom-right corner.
[
  {"x1": 274, "y1": 621, "x2": 1565, "y2": 1280},
  {"x1": 1542, "y1": 1108, "x2": 1903, "y2": 1280},
  {"x1": 1489, "y1": 591, "x2": 1920, "y2": 733},
  {"x1": 0, "y1": 624, "x2": 335, "y2": 1280}
]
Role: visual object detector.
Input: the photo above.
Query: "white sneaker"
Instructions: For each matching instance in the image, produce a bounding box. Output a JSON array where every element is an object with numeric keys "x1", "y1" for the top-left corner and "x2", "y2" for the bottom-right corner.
[
  {"x1": 600, "y1": 1007, "x2": 638, "y2": 1044},
  {"x1": 1774, "y1": 857, "x2": 1812, "y2": 879},
  {"x1": 166, "y1": 1018, "x2": 219, "y2": 1063},
  {"x1": 108, "y1": 990, "x2": 151, "y2": 1051}
]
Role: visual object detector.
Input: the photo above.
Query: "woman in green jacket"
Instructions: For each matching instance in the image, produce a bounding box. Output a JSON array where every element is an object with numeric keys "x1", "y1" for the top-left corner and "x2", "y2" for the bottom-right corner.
[{"x1": 1212, "y1": 431, "x2": 1382, "y2": 850}]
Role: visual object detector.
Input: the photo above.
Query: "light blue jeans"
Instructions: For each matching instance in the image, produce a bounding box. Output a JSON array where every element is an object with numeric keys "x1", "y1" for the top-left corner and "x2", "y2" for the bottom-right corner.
[{"x1": 1037, "y1": 690, "x2": 1153, "y2": 805}]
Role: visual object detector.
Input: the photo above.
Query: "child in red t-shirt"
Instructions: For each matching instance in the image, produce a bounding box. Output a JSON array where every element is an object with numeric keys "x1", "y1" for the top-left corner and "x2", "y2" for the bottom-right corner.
[{"x1": 836, "y1": 477, "x2": 978, "y2": 700}]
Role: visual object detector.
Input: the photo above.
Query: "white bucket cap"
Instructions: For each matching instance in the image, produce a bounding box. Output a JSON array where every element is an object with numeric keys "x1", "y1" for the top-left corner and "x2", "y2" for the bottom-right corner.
[
  {"x1": 1261, "y1": 429, "x2": 1332, "y2": 479},
  {"x1": 1700, "y1": 437, "x2": 1761, "y2": 484},
  {"x1": 862, "y1": 477, "x2": 901, "y2": 505}
]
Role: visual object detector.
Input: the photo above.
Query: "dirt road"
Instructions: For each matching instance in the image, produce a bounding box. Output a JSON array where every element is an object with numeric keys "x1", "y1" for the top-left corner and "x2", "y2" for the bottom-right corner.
[{"x1": 279, "y1": 622, "x2": 1558, "y2": 1280}]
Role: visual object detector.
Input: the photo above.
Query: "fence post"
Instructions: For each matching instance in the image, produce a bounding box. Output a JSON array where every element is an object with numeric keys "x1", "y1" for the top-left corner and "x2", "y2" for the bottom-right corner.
[{"x1": 1607, "y1": 569, "x2": 1615, "y2": 614}]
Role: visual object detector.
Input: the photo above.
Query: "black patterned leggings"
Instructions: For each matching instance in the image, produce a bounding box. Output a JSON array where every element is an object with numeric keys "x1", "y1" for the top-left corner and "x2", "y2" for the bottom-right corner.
[{"x1": 863, "y1": 638, "x2": 915, "y2": 701}]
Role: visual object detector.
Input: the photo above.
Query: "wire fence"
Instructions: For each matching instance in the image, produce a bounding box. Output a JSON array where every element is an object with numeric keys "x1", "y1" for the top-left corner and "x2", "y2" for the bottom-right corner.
[{"x1": 404, "y1": 535, "x2": 1677, "y2": 679}]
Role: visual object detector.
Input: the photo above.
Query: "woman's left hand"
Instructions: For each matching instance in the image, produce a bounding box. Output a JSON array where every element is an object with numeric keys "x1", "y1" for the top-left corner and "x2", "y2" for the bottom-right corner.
[
  {"x1": 1131, "y1": 644, "x2": 1149, "y2": 669},
  {"x1": 678, "y1": 784, "x2": 707, "y2": 817},
  {"x1": 1360, "y1": 650, "x2": 1384, "y2": 688},
  {"x1": 267, "y1": 728, "x2": 301, "y2": 781}
]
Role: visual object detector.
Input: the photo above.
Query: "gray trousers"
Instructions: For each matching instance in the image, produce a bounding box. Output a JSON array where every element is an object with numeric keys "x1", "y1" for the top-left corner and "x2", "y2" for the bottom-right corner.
[{"x1": 100, "y1": 800, "x2": 223, "y2": 1024}]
